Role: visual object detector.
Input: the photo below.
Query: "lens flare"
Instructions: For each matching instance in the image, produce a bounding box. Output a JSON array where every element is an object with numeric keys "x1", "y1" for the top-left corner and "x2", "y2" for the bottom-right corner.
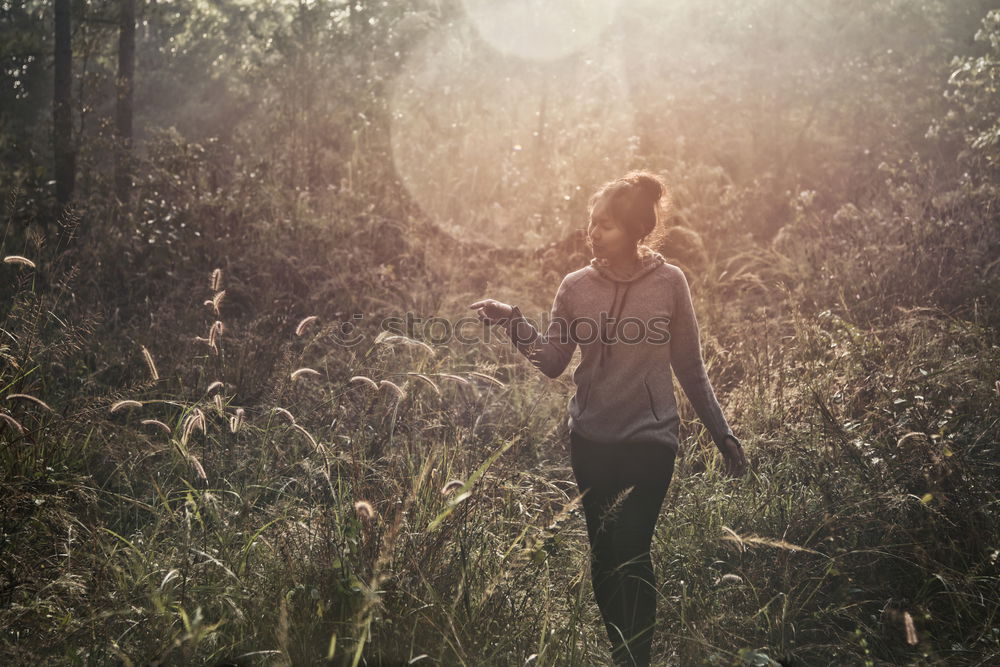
[
  {"x1": 462, "y1": 0, "x2": 621, "y2": 61},
  {"x1": 390, "y1": 22, "x2": 635, "y2": 250}
]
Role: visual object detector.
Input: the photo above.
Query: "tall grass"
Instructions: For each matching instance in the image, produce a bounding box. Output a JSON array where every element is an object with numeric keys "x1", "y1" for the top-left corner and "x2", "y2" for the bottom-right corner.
[{"x1": 1, "y1": 148, "x2": 998, "y2": 666}]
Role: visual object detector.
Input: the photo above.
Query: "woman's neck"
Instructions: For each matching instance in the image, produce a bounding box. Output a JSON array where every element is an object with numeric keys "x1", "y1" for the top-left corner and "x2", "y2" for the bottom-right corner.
[{"x1": 606, "y1": 250, "x2": 640, "y2": 276}]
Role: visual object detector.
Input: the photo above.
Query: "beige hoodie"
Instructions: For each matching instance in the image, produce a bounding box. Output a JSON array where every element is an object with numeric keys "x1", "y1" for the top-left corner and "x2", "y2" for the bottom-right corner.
[{"x1": 504, "y1": 248, "x2": 738, "y2": 453}]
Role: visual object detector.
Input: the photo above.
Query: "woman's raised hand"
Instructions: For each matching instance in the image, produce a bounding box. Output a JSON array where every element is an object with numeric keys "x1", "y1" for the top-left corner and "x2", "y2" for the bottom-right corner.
[{"x1": 470, "y1": 299, "x2": 514, "y2": 325}]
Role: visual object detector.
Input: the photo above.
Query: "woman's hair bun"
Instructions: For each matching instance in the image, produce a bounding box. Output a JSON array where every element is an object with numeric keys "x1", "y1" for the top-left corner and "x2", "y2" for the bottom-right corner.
[{"x1": 627, "y1": 170, "x2": 665, "y2": 205}]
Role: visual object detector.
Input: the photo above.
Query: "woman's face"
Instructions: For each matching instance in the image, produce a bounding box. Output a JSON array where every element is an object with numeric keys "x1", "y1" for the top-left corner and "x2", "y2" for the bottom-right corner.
[{"x1": 588, "y1": 195, "x2": 635, "y2": 261}]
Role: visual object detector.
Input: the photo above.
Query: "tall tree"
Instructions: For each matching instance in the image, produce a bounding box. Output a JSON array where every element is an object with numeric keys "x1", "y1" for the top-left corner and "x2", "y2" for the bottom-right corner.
[
  {"x1": 53, "y1": 0, "x2": 74, "y2": 207},
  {"x1": 114, "y1": 0, "x2": 136, "y2": 207}
]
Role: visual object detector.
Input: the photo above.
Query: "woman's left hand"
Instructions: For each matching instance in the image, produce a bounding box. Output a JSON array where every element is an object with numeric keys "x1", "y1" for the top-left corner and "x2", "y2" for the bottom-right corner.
[
  {"x1": 719, "y1": 435, "x2": 748, "y2": 478},
  {"x1": 469, "y1": 298, "x2": 514, "y2": 325}
]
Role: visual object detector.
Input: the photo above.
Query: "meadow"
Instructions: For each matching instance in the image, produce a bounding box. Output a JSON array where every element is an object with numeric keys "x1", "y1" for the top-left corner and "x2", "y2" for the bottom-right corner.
[{"x1": 2, "y1": 1, "x2": 1000, "y2": 665}]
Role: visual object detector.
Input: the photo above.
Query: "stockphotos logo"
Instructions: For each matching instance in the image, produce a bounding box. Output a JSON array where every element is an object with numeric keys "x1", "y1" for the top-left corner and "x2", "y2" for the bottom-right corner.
[
  {"x1": 326, "y1": 313, "x2": 366, "y2": 347},
  {"x1": 325, "y1": 312, "x2": 671, "y2": 348}
]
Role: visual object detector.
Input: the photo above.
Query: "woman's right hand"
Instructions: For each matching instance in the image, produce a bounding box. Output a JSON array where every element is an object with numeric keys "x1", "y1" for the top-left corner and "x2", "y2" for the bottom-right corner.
[{"x1": 470, "y1": 298, "x2": 514, "y2": 325}]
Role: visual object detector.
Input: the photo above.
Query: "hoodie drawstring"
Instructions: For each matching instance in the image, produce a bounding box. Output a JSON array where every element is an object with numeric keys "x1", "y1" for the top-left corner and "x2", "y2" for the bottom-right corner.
[
  {"x1": 598, "y1": 283, "x2": 620, "y2": 368},
  {"x1": 600, "y1": 282, "x2": 633, "y2": 366}
]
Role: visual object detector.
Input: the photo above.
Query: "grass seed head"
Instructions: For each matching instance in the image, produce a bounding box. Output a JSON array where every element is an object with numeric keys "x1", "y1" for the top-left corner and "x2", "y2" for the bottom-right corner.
[
  {"x1": 206, "y1": 380, "x2": 224, "y2": 394},
  {"x1": 180, "y1": 415, "x2": 196, "y2": 446},
  {"x1": 7, "y1": 394, "x2": 54, "y2": 412},
  {"x1": 295, "y1": 315, "x2": 319, "y2": 336},
  {"x1": 441, "y1": 479, "x2": 465, "y2": 495},
  {"x1": 189, "y1": 454, "x2": 208, "y2": 480},
  {"x1": 439, "y1": 374, "x2": 472, "y2": 388},
  {"x1": 721, "y1": 527, "x2": 819, "y2": 554},
  {"x1": 208, "y1": 321, "x2": 224, "y2": 347},
  {"x1": 273, "y1": 407, "x2": 296, "y2": 424},
  {"x1": 349, "y1": 375, "x2": 379, "y2": 391},
  {"x1": 192, "y1": 408, "x2": 206, "y2": 433},
  {"x1": 141, "y1": 419, "x2": 172, "y2": 434},
  {"x1": 378, "y1": 379, "x2": 406, "y2": 399},
  {"x1": 229, "y1": 408, "x2": 244, "y2": 433},
  {"x1": 407, "y1": 373, "x2": 441, "y2": 396},
  {"x1": 212, "y1": 290, "x2": 225, "y2": 314},
  {"x1": 290, "y1": 367, "x2": 321, "y2": 381},
  {"x1": 210, "y1": 268, "x2": 222, "y2": 291},
  {"x1": 141, "y1": 346, "x2": 159, "y2": 381},
  {"x1": 204, "y1": 290, "x2": 225, "y2": 316},
  {"x1": 3, "y1": 255, "x2": 36, "y2": 269},
  {"x1": 468, "y1": 371, "x2": 505, "y2": 388},
  {"x1": 904, "y1": 611, "x2": 918, "y2": 645},
  {"x1": 354, "y1": 500, "x2": 375, "y2": 520},
  {"x1": 180, "y1": 409, "x2": 206, "y2": 446},
  {"x1": 110, "y1": 399, "x2": 143, "y2": 414},
  {"x1": 0, "y1": 412, "x2": 25, "y2": 434}
]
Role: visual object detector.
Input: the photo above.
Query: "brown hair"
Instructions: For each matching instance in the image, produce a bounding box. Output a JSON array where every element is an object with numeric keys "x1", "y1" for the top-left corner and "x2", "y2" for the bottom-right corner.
[{"x1": 588, "y1": 170, "x2": 671, "y2": 246}]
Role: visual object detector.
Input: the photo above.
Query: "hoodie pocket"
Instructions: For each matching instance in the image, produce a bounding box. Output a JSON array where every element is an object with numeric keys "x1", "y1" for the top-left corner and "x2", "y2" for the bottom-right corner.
[{"x1": 643, "y1": 376, "x2": 660, "y2": 421}]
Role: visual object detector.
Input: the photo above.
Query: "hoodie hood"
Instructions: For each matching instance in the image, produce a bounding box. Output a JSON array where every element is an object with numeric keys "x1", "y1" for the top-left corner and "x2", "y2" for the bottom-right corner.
[
  {"x1": 589, "y1": 246, "x2": 666, "y2": 283},
  {"x1": 590, "y1": 246, "x2": 666, "y2": 367}
]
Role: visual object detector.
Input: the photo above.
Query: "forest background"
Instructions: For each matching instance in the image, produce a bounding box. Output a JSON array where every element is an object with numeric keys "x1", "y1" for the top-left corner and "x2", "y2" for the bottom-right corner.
[{"x1": 2, "y1": 0, "x2": 1000, "y2": 664}]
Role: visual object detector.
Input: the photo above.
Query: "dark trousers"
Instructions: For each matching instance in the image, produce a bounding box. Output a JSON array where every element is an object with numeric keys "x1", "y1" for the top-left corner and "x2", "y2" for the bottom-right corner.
[{"x1": 569, "y1": 431, "x2": 676, "y2": 667}]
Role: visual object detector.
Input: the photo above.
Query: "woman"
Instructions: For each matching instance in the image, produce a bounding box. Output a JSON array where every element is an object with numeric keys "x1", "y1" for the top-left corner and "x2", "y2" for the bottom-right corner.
[{"x1": 470, "y1": 170, "x2": 747, "y2": 667}]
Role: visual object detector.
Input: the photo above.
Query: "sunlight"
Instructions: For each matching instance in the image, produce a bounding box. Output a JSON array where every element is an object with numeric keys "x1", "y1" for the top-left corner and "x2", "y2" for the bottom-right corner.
[
  {"x1": 462, "y1": 0, "x2": 621, "y2": 61},
  {"x1": 389, "y1": 22, "x2": 635, "y2": 250}
]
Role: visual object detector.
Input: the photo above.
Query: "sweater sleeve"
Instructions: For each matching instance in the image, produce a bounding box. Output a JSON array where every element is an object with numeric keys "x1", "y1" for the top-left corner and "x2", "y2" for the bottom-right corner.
[
  {"x1": 668, "y1": 267, "x2": 736, "y2": 450},
  {"x1": 502, "y1": 276, "x2": 577, "y2": 379}
]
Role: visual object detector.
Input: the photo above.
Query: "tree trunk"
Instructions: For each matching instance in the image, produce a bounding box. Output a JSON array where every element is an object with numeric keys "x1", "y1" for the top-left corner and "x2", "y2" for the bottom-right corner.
[
  {"x1": 115, "y1": 0, "x2": 136, "y2": 207},
  {"x1": 54, "y1": 0, "x2": 75, "y2": 207}
]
